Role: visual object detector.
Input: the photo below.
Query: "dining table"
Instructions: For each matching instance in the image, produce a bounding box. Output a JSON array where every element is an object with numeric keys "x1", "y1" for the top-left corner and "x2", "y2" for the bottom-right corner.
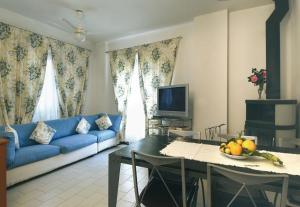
[{"x1": 108, "y1": 135, "x2": 300, "y2": 207}]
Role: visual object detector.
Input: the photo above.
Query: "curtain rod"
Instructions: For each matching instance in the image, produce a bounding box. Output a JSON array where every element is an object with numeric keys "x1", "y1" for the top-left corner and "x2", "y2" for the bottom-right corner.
[
  {"x1": 0, "y1": 21, "x2": 92, "y2": 52},
  {"x1": 104, "y1": 36, "x2": 182, "y2": 54}
]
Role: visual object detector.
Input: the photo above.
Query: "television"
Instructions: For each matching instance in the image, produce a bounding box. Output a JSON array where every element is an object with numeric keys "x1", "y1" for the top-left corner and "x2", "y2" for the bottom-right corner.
[{"x1": 156, "y1": 84, "x2": 189, "y2": 117}]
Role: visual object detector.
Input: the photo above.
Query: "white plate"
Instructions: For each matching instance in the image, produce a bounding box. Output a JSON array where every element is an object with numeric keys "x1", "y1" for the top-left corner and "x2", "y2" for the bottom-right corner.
[{"x1": 221, "y1": 152, "x2": 248, "y2": 160}]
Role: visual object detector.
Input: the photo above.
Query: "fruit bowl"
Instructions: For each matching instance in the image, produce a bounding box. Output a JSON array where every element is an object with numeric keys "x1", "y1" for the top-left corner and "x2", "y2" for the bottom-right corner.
[
  {"x1": 219, "y1": 134, "x2": 283, "y2": 166},
  {"x1": 221, "y1": 152, "x2": 249, "y2": 160}
]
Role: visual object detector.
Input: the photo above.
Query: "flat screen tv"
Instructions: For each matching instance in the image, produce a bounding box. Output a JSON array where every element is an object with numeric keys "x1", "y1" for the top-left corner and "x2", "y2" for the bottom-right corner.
[{"x1": 156, "y1": 84, "x2": 189, "y2": 117}]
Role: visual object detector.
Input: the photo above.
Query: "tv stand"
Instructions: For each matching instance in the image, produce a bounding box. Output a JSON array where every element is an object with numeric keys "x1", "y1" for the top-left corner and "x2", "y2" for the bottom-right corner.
[{"x1": 148, "y1": 116, "x2": 192, "y2": 136}]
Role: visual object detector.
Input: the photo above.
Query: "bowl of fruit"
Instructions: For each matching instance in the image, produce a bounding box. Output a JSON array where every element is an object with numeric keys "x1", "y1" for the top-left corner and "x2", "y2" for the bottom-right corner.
[{"x1": 219, "y1": 134, "x2": 283, "y2": 166}]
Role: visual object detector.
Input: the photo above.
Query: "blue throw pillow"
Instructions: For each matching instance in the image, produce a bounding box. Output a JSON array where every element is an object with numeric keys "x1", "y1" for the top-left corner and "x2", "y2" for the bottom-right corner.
[{"x1": 0, "y1": 131, "x2": 16, "y2": 168}]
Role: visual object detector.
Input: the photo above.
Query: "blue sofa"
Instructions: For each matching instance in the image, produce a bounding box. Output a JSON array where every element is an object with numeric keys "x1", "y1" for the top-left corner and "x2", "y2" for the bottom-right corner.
[{"x1": 0, "y1": 113, "x2": 122, "y2": 186}]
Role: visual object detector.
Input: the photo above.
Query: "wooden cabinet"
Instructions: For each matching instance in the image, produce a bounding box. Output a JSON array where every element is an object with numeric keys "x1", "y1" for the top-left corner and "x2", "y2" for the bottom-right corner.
[{"x1": 0, "y1": 138, "x2": 8, "y2": 207}]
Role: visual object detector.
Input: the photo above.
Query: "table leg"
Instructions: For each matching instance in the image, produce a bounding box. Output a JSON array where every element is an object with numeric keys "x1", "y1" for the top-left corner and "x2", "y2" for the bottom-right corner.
[{"x1": 108, "y1": 154, "x2": 121, "y2": 207}]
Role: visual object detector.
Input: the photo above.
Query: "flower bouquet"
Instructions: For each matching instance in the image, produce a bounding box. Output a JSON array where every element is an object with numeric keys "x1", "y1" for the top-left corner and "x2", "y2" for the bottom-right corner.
[{"x1": 248, "y1": 68, "x2": 267, "y2": 99}]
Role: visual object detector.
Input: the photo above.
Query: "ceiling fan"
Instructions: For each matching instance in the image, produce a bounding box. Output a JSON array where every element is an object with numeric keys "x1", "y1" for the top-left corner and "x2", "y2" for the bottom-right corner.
[{"x1": 62, "y1": 9, "x2": 87, "y2": 42}]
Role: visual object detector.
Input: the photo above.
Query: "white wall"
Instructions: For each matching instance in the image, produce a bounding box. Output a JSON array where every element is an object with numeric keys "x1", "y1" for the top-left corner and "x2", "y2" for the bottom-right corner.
[
  {"x1": 228, "y1": 5, "x2": 274, "y2": 134},
  {"x1": 103, "y1": 10, "x2": 229, "y2": 134},
  {"x1": 85, "y1": 42, "x2": 117, "y2": 114},
  {"x1": 173, "y1": 11, "x2": 228, "y2": 134}
]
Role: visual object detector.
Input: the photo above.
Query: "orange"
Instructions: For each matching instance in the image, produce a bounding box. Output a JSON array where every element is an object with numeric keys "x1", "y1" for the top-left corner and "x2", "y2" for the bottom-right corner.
[
  {"x1": 229, "y1": 143, "x2": 242, "y2": 156},
  {"x1": 242, "y1": 140, "x2": 256, "y2": 152},
  {"x1": 236, "y1": 139, "x2": 243, "y2": 145},
  {"x1": 227, "y1": 141, "x2": 236, "y2": 149}
]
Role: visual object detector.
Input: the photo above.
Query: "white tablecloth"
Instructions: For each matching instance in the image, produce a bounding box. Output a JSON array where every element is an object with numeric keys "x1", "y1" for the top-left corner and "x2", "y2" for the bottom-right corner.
[{"x1": 160, "y1": 141, "x2": 300, "y2": 176}]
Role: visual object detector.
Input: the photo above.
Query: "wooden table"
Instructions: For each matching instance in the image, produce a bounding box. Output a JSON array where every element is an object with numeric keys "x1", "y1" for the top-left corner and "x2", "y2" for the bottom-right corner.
[
  {"x1": 108, "y1": 136, "x2": 300, "y2": 207},
  {"x1": 0, "y1": 138, "x2": 8, "y2": 207}
]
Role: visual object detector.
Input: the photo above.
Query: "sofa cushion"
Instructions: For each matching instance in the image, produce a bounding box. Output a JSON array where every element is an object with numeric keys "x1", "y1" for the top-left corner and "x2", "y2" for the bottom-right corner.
[
  {"x1": 96, "y1": 114, "x2": 112, "y2": 130},
  {"x1": 0, "y1": 131, "x2": 15, "y2": 168},
  {"x1": 76, "y1": 118, "x2": 91, "y2": 134},
  {"x1": 11, "y1": 123, "x2": 38, "y2": 147},
  {"x1": 30, "y1": 122, "x2": 56, "y2": 144},
  {"x1": 13, "y1": 145, "x2": 60, "y2": 168},
  {"x1": 81, "y1": 113, "x2": 122, "y2": 133},
  {"x1": 108, "y1": 114, "x2": 122, "y2": 133},
  {"x1": 50, "y1": 134, "x2": 97, "y2": 153},
  {"x1": 81, "y1": 114, "x2": 100, "y2": 131},
  {"x1": 88, "y1": 130, "x2": 116, "y2": 143},
  {"x1": 45, "y1": 116, "x2": 80, "y2": 140}
]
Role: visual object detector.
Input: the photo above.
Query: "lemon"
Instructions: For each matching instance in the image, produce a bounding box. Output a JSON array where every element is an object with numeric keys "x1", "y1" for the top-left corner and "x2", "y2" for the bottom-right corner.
[
  {"x1": 225, "y1": 148, "x2": 231, "y2": 154},
  {"x1": 242, "y1": 140, "x2": 256, "y2": 152}
]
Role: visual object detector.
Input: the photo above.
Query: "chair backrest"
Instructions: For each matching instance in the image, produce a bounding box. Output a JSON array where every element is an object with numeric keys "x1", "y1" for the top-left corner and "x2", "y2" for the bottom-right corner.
[
  {"x1": 205, "y1": 124, "x2": 226, "y2": 141},
  {"x1": 131, "y1": 150, "x2": 187, "y2": 207},
  {"x1": 207, "y1": 163, "x2": 289, "y2": 207},
  {"x1": 168, "y1": 129, "x2": 201, "y2": 140}
]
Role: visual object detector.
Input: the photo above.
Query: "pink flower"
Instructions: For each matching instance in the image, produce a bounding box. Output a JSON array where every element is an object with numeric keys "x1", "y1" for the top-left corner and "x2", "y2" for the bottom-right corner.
[
  {"x1": 250, "y1": 75, "x2": 258, "y2": 83},
  {"x1": 262, "y1": 70, "x2": 267, "y2": 78}
]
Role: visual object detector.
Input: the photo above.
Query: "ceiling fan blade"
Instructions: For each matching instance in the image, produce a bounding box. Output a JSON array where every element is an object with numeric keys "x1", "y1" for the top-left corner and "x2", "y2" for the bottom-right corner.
[{"x1": 62, "y1": 18, "x2": 77, "y2": 30}]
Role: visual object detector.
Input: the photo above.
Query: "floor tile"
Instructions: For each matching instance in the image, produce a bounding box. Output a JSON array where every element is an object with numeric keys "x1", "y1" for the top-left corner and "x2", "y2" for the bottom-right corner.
[{"x1": 7, "y1": 145, "x2": 204, "y2": 207}]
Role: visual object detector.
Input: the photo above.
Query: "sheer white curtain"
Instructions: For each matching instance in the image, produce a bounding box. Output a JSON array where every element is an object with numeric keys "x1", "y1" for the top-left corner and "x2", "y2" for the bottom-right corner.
[
  {"x1": 125, "y1": 54, "x2": 145, "y2": 142},
  {"x1": 32, "y1": 50, "x2": 59, "y2": 122}
]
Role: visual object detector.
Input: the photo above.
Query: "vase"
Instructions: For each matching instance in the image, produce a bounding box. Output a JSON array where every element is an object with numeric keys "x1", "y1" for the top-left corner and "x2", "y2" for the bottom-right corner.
[{"x1": 258, "y1": 84, "x2": 264, "y2": 99}]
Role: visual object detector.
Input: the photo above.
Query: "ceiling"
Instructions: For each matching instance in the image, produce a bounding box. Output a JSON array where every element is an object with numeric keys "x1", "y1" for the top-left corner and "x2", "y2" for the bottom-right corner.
[{"x1": 0, "y1": 0, "x2": 273, "y2": 42}]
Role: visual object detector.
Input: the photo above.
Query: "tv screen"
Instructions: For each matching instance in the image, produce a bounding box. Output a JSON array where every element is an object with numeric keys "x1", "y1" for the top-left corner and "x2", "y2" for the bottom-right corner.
[{"x1": 158, "y1": 86, "x2": 186, "y2": 112}]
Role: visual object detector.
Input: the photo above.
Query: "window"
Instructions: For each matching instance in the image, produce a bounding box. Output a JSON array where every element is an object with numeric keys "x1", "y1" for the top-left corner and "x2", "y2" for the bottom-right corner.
[
  {"x1": 125, "y1": 54, "x2": 145, "y2": 142},
  {"x1": 32, "y1": 50, "x2": 59, "y2": 122}
]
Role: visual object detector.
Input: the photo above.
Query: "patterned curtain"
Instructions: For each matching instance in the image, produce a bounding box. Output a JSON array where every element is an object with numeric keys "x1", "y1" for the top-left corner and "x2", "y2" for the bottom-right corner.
[
  {"x1": 0, "y1": 22, "x2": 49, "y2": 125},
  {"x1": 137, "y1": 37, "x2": 181, "y2": 134},
  {"x1": 49, "y1": 39, "x2": 90, "y2": 117},
  {"x1": 109, "y1": 48, "x2": 137, "y2": 141}
]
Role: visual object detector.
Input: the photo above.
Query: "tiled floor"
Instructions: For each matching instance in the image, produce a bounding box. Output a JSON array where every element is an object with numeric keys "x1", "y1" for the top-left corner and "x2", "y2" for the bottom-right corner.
[{"x1": 7, "y1": 145, "x2": 204, "y2": 207}]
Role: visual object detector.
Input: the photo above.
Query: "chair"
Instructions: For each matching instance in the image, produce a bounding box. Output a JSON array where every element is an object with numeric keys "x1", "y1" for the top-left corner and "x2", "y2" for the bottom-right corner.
[
  {"x1": 167, "y1": 129, "x2": 206, "y2": 206},
  {"x1": 131, "y1": 150, "x2": 199, "y2": 207},
  {"x1": 207, "y1": 163, "x2": 289, "y2": 207},
  {"x1": 287, "y1": 198, "x2": 300, "y2": 207},
  {"x1": 205, "y1": 123, "x2": 226, "y2": 141},
  {"x1": 273, "y1": 137, "x2": 300, "y2": 207}
]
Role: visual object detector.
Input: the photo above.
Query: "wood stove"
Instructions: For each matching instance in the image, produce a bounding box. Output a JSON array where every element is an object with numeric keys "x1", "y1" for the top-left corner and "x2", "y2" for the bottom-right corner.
[{"x1": 245, "y1": 100, "x2": 297, "y2": 146}]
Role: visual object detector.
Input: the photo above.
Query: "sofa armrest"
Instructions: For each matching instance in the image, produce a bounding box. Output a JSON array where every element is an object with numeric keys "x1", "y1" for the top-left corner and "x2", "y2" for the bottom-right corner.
[
  {"x1": 108, "y1": 114, "x2": 122, "y2": 133},
  {"x1": 0, "y1": 132, "x2": 16, "y2": 168}
]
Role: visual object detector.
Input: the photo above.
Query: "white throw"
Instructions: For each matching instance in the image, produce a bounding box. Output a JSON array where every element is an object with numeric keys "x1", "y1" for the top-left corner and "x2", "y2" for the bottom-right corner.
[{"x1": 160, "y1": 141, "x2": 300, "y2": 176}]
